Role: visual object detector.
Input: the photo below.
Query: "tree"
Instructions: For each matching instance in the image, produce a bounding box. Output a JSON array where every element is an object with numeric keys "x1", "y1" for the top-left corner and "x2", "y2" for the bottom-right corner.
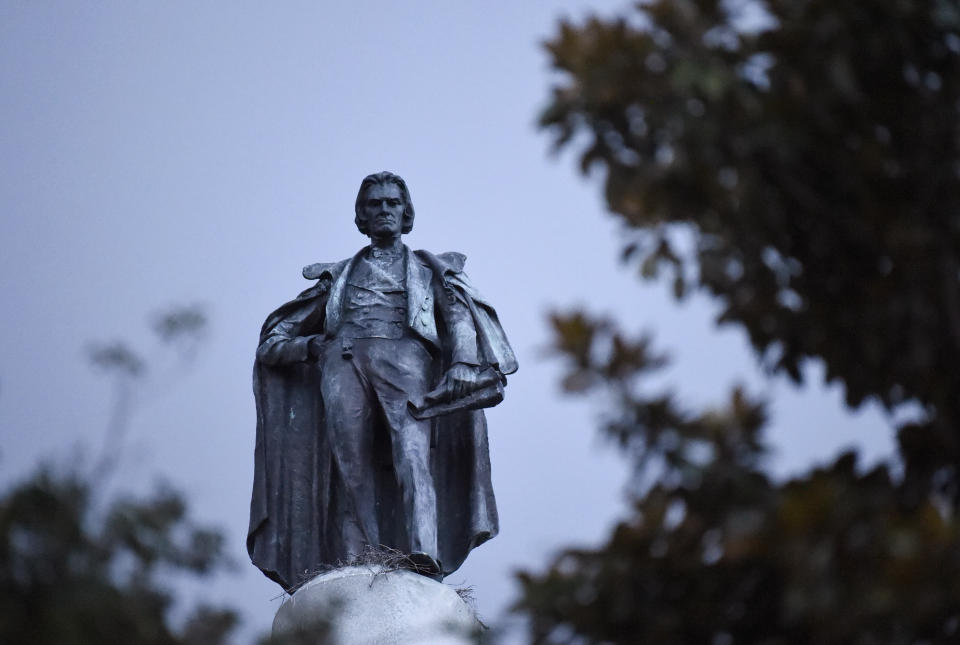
[
  {"x1": 0, "y1": 306, "x2": 241, "y2": 644},
  {"x1": 518, "y1": 313, "x2": 960, "y2": 643},
  {"x1": 0, "y1": 468, "x2": 237, "y2": 644},
  {"x1": 539, "y1": 0, "x2": 960, "y2": 500},
  {"x1": 516, "y1": 1, "x2": 960, "y2": 642}
]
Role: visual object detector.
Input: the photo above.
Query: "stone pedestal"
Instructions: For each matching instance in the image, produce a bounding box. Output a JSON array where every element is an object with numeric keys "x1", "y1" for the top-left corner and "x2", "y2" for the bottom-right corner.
[{"x1": 271, "y1": 566, "x2": 481, "y2": 644}]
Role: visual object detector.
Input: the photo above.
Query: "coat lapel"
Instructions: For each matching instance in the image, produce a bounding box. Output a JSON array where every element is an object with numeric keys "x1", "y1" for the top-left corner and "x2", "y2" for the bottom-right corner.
[
  {"x1": 405, "y1": 246, "x2": 432, "y2": 325},
  {"x1": 324, "y1": 249, "x2": 364, "y2": 335},
  {"x1": 405, "y1": 246, "x2": 439, "y2": 348}
]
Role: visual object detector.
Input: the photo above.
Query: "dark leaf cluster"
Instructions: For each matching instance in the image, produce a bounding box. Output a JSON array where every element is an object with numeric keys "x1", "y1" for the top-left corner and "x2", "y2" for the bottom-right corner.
[
  {"x1": 540, "y1": 0, "x2": 960, "y2": 500},
  {"x1": 523, "y1": 4, "x2": 960, "y2": 637},
  {"x1": 0, "y1": 468, "x2": 237, "y2": 645},
  {"x1": 518, "y1": 314, "x2": 960, "y2": 643}
]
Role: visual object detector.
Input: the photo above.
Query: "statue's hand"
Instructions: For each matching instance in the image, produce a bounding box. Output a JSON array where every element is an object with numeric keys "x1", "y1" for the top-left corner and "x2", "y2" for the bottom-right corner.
[
  {"x1": 443, "y1": 363, "x2": 480, "y2": 401},
  {"x1": 307, "y1": 335, "x2": 326, "y2": 360}
]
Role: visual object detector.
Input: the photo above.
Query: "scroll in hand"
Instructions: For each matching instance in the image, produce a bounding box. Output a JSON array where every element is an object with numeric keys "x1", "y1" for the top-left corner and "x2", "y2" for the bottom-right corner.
[{"x1": 407, "y1": 365, "x2": 505, "y2": 420}]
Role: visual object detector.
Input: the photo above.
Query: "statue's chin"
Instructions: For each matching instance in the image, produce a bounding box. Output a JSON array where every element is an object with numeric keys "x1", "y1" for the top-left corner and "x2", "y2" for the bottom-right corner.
[{"x1": 370, "y1": 229, "x2": 399, "y2": 241}]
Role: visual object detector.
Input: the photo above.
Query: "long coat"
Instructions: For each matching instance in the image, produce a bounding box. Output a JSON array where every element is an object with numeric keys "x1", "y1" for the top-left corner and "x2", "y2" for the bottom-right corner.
[{"x1": 247, "y1": 247, "x2": 517, "y2": 591}]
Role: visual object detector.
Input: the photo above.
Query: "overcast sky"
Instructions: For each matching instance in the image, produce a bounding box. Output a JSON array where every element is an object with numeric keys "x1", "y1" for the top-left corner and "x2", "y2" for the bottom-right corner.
[{"x1": 0, "y1": 2, "x2": 895, "y2": 641}]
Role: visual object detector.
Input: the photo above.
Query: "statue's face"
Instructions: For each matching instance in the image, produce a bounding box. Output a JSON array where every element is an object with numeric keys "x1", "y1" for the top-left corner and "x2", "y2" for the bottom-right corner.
[{"x1": 361, "y1": 183, "x2": 405, "y2": 239}]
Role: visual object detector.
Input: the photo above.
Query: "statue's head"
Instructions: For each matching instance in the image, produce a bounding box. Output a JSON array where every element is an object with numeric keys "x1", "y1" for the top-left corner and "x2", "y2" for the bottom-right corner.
[{"x1": 354, "y1": 171, "x2": 415, "y2": 237}]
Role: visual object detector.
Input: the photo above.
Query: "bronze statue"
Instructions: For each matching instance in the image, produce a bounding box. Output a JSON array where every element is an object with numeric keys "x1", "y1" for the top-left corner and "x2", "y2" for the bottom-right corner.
[{"x1": 248, "y1": 172, "x2": 517, "y2": 591}]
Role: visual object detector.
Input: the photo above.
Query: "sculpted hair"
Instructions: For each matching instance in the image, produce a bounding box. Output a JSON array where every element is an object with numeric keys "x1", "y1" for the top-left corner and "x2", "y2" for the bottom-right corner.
[{"x1": 354, "y1": 171, "x2": 415, "y2": 235}]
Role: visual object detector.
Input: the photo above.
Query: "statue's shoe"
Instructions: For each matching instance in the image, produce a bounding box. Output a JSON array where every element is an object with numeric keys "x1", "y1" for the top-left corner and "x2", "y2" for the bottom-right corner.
[{"x1": 407, "y1": 551, "x2": 443, "y2": 581}]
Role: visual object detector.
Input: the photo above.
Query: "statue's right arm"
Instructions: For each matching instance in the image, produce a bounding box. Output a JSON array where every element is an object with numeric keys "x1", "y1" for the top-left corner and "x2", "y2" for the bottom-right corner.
[
  {"x1": 256, "y1": 317, "x2": 324, "y2": 366},
  {"x1": 256, "y1": 282, "x2": 329, "y2": 366}
]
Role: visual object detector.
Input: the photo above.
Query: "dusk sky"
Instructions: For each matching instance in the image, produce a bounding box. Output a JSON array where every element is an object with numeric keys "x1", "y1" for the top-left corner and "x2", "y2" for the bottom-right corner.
[{"x1": 0, "y1": 2, "x2": 895, "y2": 641}]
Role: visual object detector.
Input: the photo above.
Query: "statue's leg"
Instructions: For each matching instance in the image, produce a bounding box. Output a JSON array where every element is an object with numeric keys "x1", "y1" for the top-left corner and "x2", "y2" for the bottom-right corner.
[
  {"x1": 367, "y1": 338, "x2": 439, "y2": 562},
  {"x1": 320, "y1": 341, "x2": 380, "y2": 558},
  {"x1": 388, "y1": 414, "x2": 437, "y2": 559}
]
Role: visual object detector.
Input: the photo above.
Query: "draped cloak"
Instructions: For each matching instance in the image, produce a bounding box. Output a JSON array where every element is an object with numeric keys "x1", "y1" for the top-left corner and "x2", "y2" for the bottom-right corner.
[{"x1": 247, "y1": 248, "x2": 517, "y2": 591}]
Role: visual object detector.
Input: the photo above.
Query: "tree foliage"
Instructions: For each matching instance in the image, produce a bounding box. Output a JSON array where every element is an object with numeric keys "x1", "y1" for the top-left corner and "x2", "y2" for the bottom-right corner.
[
  {"x1": 0, "y1": 468, "x2": 237, "y2": 644},
  {"x1": 518, "y1": 313, "x2": 960, "y2": 643},
  {"x1": 540, "y1": 0, "x2": 960, "y2": 498},
  {"x1": 517, "y1": 1, "x2": 960, "y2": 643},
  {"x1": 0, "y1": 305, "x2": 241, "y2": 644}
]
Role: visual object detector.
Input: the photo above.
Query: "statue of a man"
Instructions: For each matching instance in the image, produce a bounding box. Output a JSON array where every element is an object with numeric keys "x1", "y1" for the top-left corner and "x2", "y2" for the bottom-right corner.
[{"x1": 247, "y1": 172, "x2": 517, "y2": 591}]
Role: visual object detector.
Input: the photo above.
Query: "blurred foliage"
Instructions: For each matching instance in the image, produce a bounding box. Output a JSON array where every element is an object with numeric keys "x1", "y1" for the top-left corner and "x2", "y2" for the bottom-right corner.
[
  {"x1": 0, "y1": 305, "x2": 246, "y2": 643},
  {"x1": 151, "y1": 307, "x2": 207, "y2": 345},
  {"x1": 518, "y1": 314, "x2": 960, "y2": 643},
  {"x1": 88, "y1": 305, "x2": 209, "y2": 485},
  {"x1": 0, "y1": 468, "x2": 237, "y2": 644},
  {"x1": 89, "y1": 342, "x2": 147, "y2": 378},
  {"x1": 518, "y1": 1, "x2": 960, "y2": 643},
  {"x1": 89, "y1": 304, "x2": 208, "y2": 378},
  {"x1": 540, "y1": 0, "x2": 960, "y2": 501}
]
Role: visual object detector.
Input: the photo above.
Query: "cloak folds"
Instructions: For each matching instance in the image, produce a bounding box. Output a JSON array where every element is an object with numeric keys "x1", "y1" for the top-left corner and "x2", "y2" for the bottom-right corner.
[{"x1": 247, "y1": 249, "x2": 517, "y2": 591}]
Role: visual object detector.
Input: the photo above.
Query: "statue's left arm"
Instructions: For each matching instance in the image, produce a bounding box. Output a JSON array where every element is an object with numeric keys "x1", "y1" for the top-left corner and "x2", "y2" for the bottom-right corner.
[
  {"x1": 425, "y1": 251, "x2": 517, "y2": 400},
  {"x1": 438, "y1": 283, "x2": 483, "y2": 399}
]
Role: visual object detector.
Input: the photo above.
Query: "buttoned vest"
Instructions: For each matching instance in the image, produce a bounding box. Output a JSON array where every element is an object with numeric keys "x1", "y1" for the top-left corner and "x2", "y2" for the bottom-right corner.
[{"x1": 338, "y1": 253, "x2": 407, "y2": 340}]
